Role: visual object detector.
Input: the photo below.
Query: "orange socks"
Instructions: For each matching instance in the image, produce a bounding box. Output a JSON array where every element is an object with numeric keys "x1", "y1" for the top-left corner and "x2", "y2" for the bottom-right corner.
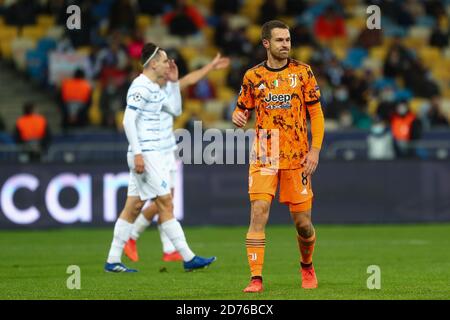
[
  {"x1": 246, "y1": 232, "x2": 265, "y2": 278},
  {"x1": 297, "y1": 233, "x2": 316, "y2": 265}
]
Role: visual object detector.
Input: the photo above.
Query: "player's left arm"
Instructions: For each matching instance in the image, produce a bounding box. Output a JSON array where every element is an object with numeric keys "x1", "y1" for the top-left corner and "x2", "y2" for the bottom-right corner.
[
  {"x1": 179, "y1": 53, "x2": 230, "y2": 90},
  {"x1": 302, "y1": 66, "x2": 325, "y2": 176}
]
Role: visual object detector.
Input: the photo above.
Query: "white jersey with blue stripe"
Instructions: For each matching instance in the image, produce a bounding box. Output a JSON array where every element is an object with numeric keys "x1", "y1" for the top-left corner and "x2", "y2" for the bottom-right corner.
[
  {"x1": 160, "y1": 111, "x2": 177, "y2": 152},
  {"x1": 123, "y1": 74, "x2": 181, "y2": 155}
]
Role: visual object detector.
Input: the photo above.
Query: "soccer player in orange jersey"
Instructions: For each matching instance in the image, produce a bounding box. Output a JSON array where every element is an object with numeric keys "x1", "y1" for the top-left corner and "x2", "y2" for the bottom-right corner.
[{"x1": 232, "y1": 20, "x2": 325, "y2": 293}]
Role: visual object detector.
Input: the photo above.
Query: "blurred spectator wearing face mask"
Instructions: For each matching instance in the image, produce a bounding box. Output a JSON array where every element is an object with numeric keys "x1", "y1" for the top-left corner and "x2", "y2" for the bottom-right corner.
[
  {"x1": 163, "y1": 0, "x2": 206, "y2": 37},
  {"x1": 429, "y1": 18, "x2": 449, "y2": 49},
  {"x1": 314, "y1": 6, "x2": 346, "y2": 42},
  {"x1": 376, "y1": 86, "x2": 397, "y2": 122},
  {"x1": 390, "y1": 101, "x2": 422, "y2": 157},
  {"x1": 326, "y1": 85, "x2": 350, "y2": 120},
  {"x1": 367, "y1": 117, "x2": 395, "y2": 160},
  {"x1": 14, "y1": 102, "x2": 51, "y2": 162},
  {"x1": 422, "y1": 96, "x2": 449, "y2": 129}
]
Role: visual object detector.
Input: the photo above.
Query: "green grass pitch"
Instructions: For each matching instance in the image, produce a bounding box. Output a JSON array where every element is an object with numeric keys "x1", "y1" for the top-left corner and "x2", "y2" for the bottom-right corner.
[{"x1": 0, "y1": 224, "x2": 449, "y2": 299}]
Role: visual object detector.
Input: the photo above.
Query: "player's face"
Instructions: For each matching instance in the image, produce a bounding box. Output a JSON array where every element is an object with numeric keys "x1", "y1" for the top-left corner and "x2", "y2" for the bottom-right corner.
[
  {"x1": 152, "y1": 50, "x2": 170, "y2": 79},
  {"x1": 267, "y1": 28, "x2": 291, "y2": 60}
]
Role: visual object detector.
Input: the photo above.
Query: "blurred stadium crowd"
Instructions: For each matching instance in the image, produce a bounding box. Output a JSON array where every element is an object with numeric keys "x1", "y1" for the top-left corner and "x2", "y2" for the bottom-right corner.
[{"x1": 0, "y1": 0, "x2": 449, "y2": 162}]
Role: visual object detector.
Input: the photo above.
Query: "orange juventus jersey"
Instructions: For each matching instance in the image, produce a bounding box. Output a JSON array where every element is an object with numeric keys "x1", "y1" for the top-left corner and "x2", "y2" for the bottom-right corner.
[{"x1": 236, "y1": 59, "x2": 321, "y2": 169}]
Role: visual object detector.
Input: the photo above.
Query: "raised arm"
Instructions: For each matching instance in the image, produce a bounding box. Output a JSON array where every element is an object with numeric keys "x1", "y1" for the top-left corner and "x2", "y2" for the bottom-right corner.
[{"x1": 179, "y1": 53, "x2": 230, "y2": 90}]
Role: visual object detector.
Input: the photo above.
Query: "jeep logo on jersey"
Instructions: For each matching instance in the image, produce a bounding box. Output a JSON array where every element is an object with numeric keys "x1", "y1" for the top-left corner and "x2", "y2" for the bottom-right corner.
[
  {"x1": 264, "y1": 93, "x2": 292, "y2": 103},
  {"x1": 264, "y1": 93, "x2": 292, "y2": 109}
]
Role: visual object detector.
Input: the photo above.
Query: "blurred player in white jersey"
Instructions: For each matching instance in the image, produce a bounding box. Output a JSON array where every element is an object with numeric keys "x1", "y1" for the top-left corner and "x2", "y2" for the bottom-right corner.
[
  {"x1": 105, "y1": 43, "x2": 216, "y2": 273},
  {"x1": 123, "y1": 53, "x2": 230, "y2": 263}
]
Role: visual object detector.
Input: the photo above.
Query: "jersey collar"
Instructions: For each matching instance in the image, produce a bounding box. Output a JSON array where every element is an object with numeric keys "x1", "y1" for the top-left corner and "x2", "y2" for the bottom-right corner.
[{"x1": 264, "y1": 58, "x2": 290, "y2": 72}]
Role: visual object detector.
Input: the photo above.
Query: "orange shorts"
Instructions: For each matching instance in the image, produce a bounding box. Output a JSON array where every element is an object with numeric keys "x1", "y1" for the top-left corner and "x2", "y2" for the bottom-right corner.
[{"x1": 248, "y1": 164, "x2": 313, "y2": 211}]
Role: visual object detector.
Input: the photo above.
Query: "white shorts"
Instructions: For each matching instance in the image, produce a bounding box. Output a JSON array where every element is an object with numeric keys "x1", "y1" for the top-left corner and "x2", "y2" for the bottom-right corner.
[
  {"x1": 165, "y1": 151, "x2": 178, "y2": 189},
  {"x1": 127, "y1": 151, "x2": 174, "y2": 201}
]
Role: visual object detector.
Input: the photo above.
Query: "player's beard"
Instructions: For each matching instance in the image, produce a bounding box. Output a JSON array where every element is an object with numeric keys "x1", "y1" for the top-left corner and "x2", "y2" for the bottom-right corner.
[{"x1": 270, "y1": 47, "x2": 290, "y2": 61}]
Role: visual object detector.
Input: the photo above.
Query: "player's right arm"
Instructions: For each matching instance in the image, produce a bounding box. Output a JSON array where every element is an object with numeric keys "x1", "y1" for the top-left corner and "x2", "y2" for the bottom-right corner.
[
  {"x1": 179, "y1": 53, "x2": 230, "y2": 90},
  {"x1": 232, "y1": 72, "x2": 254, "y2": 127},
  {"x1": 162, "y1": 60, "x2": 182, "y2": 117},
  {"x1": 123, "y1": 88, "x2": 147, "y2": 174}
]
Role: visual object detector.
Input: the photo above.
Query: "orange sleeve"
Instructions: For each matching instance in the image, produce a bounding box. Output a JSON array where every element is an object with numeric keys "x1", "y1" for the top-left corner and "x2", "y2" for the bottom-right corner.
[
  {"x1": 302, "y1": 65, "x2": 321, "y2": 106},
  {"x1": 236, "y1": 72, "x2": 255, "y2": 111},
  {"x1": 307, "y1": 103, "x2": 325, "y2": 150}
]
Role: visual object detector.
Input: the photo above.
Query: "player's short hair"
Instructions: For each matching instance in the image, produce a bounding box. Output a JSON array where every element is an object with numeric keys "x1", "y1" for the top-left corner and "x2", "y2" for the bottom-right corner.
[
  {"x1": 74, "y1": 68, "x2": 85, "y2": 79},
  {"x1": 23, "y1": 102, "x2": 35, "y2": 115},
  {"x1": 141, "y1": 42, "x2": 163, "y2": 67},
  {"x1": 261, "y1": 20, "x2": 289, "y2": 41}
]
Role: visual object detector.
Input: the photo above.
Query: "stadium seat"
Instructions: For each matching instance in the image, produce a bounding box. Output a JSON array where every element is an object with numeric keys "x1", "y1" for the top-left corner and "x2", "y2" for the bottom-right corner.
[
  {"x1": 217, "y1": 86, "x2": 236, "y2": 103},
  {"x1": 370, "y1": 46, "x2": 388, "y2": 61},
  {"x1": 246, "y1": 24, "x2": 262, "y2": 45},
  {"x1": 11, "y1": 37, "x2": 37, "y2": 71},
  {"x1": 174, "y1": 110, "x2": 192, "y2": 129},
  {"x1": 276, "y1": 16, "x2": 295, "y2": 28},
  {"x1": 346, "y1": 17, "x2": 366, "y2": 31},
  {"x1": 293, "y1": 46, "x2": 313, "y2": 63},
  {"x1": 402, "y1": 36, "x2": 426, "y2": 50},
  {"x1": 367, "y1": 98, "x2": 379, "y2": 115},
  {"x1": 204, "y1": 99, "x2": 226, "y2": 119},
  {"x1": 204, "y1": 45, "x2": 220, "y2": 57},
  {"x1": 202, "y1": 26, "x2": 215, "y2": 43},
  {"x1": 409, "y1": 26, "x2": 431, "y2": 42},
  {"x1": 137, "y1": 15, "x2": 152, "y2": 31},
  {"x1": 179, "y1": 47, "x2": 199, "y2": 63},
  {"x1": 362, "y1": 57, "x2": 382, "y2": 76},
  {"x1": 76, "y1": 46, "x2": 91, "y2": 55},
  {"x1": 0, "y1": 16, "x2": 4, "y2": 26},
  {"x1": 207, "y1": 68, "x2": 228, "y2": 86},
  {"x1": 0, "y1": 26, "x2": 19, "y2": 41},
  {"x1": 382, "y1": 36, "x2": 395, "y2": 48},
  {"x1": 37, "y1": 15, "x2": 55, "y2": 29},
  {"x1": 344, "y1": 47, "x2": 368, "y2": 69},
  {"x1": 240, "y1": 0, "x2": 263, "y2": 22},
  {"x1": 441, "y1": 99, "x2": 450, "y2": 115},
  {"x1": 46, "y1": 26, "x2": 65, "y2": 40},
  {"x1": 184, "y1": 99, "x2": 203, "y2": 115},
  {"x1": 419, "y1": 47, "x2": 442, "y2": 62},
  {"x1": 0, "y1": 26, "x2": 19, "y2": 59},
  {"x1": 444, "y1": 88, "x2": 450, "y2": 99},
  {"x1": 0, "y1": 41, "x2": 13, "y2": 59},
  {"x1": 332, "y1": 46, "x2": 347, "y2": 61},
  {"x1": 22, "y1": 25, "x2": 47, "y2": 42},
  {"x1": 409, "y1": 98, "x2": 428, "y2": 114},
  {"x1": 88, "y1": 82, "x2": 102, "y2": 126},
  {"x1": 431, "y1": 60, "x2": 450, "y2": 82},
  {"x1": 330, "y1": 37, "x2": 351, "y2": 50},
  {"x1": 194, "y1": 0, "x2": 213, "y2": 9},
  {"x1": 115, "y1": 110, "x2": 125, "y2": 131}
]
